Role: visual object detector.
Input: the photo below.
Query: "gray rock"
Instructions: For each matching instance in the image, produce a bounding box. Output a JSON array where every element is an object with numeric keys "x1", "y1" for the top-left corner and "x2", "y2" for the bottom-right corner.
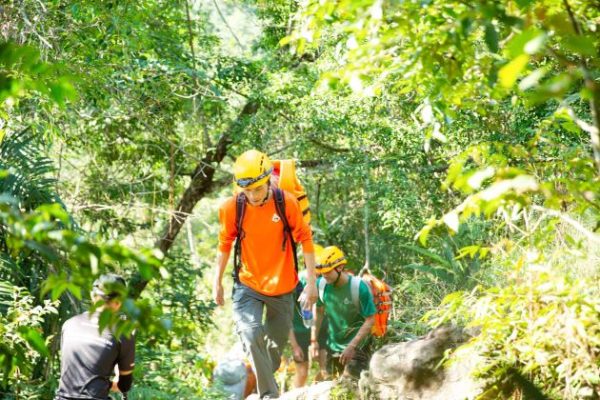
[
  {"x1": 278, "y1": 381, "x2": 336, "y2": 400},
  {"x1": 278, "y1": 326, "x2": 482, "y2": 400},
  {"x1": 359, "y1": 326, "x2": 481, "y2": 399}
]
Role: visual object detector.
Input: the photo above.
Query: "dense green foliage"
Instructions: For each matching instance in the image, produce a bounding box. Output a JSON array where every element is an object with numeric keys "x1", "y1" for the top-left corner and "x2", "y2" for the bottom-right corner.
[{"x1": 0, "y1": 0, "x2": 598, "y2": 398}]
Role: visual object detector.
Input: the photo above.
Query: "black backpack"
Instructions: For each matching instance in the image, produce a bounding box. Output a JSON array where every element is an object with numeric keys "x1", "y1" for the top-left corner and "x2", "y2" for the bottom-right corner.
[{"x1": 232, "y1": 188, "x2": 298, "y2": 283}]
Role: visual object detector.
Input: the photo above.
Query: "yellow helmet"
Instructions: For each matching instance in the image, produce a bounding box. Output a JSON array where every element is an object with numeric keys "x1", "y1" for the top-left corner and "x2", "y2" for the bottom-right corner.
[
  {"x1": 233, "y1": 149, "x2": 273, "y2": 189},
  {"x1": 313, "y1": 244, "x2": 324, "y2": 255},
  {"x1": 315, "y1": 245, "x2": 347, "y2": 274}
]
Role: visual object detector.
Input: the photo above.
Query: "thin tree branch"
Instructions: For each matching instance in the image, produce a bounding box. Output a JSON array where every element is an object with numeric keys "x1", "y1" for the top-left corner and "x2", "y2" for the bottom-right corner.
[
  {"x1": 563, "y1": 0, "x2": 581, "y2": 35},
  {"x1": 307, "y1": 137, "x2": 351, "y2": 152},
  {"x1": 531, "y1": 205, "x2": 600, "y2": 244},
  {"x1": 562, "y1": 0, "x2": 600, "y2": 175},
  {"x1": 212, "y1": 0, "x2": 244, "y2": 51},
  {"x1": 129, "y1": 100, "x2": 260, "y2": 298},
  {"x1": 185, "y1": 0, "x2": 212, "y2": 150}
]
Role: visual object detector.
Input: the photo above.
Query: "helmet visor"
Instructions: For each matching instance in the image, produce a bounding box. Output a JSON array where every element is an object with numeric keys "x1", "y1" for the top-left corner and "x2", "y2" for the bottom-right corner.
[
  {"x1": 315, "y1": 256, "x2": 346, "y2": 274},
  {"x1": 235, "y1": 167, "x2": 273, "y2": 188}
]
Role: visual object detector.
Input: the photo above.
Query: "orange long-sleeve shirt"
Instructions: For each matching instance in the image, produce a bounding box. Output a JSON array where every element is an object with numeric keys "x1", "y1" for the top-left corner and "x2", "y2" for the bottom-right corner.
[{"x1": 218, "y1": 190, "x2": 314, "y2": 296}]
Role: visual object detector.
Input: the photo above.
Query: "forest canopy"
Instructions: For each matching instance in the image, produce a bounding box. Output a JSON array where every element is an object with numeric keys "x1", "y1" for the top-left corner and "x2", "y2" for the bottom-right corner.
[{"x1": 0, "y1": 0, "x2": 598, "y2": 399}]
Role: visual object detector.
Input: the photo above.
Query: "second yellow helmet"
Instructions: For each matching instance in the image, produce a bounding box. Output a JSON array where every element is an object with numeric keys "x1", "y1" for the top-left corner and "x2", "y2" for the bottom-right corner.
[{"x1": 315, "y1": 245, "x2": 347, "y2": 274}]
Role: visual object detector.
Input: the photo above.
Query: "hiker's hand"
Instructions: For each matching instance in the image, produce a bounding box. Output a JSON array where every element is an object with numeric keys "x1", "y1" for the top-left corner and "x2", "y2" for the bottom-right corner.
[
  {"x1": 300, "y1": 281, "x2": 318, "y2": 309},
  {"x1": 110, "y1": 381, "x2": 119, "y2": 392},
  {"x1": 310, "y1": 341, "x2": 320, "y2": 359},
  {"x1": 340, "y1": 345, "x2": 356, "y2": 365},
  {"x1": 292, "y1": 344, "x2": 304, "y2": 363},
  {"x1": 213, "y1": 281, "x2": 224, "y2": 306}
]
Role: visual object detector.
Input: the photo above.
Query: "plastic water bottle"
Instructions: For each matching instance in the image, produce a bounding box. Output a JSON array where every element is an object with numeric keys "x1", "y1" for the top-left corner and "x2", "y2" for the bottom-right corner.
[{"x1": 301, "y1": 308, "x2": 314, "y2": 328}]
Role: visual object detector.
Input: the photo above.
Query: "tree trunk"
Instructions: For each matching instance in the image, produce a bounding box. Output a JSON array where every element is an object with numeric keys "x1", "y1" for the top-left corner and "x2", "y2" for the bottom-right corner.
[{"x1": 130, "y1": 100, "x2": 260, "y2": 298}]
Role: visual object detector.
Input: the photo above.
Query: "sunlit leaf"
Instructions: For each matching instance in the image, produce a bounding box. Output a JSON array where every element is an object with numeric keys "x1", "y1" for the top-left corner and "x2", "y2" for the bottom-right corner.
[
  {"x1": 442, "y1": 211, "x2": 460, "y2": 233},
  {"x1": 499, "y1": 55, "x2": 529, "y2": 88},
  {"x1": 506, "y1": 29, "x2": 546, "y2": 57},
  {"x1": 18, "y1": 327, "x2": 49, "y2": 357}
]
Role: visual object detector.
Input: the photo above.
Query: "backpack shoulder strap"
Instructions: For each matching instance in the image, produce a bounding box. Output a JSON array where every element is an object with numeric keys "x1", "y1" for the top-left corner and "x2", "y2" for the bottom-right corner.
[
  {"x1": 318, "y1": 277, "x2": 327, "y2": 303},
  {"x1": 273, "y1": 188, "x2": 298, "y2": 271},
  {"x1": 273, "y1": 188, "x2": 287, "y2": 233},
  {"x1": 350, "y1": 275, "x2": 362, "y2": 309},
  {"x1": 233, "y1": 193, "x2": 247, "y2": 283},
  {"x1": 236, "y1": 193, "x2": 247, "y2": 232}
]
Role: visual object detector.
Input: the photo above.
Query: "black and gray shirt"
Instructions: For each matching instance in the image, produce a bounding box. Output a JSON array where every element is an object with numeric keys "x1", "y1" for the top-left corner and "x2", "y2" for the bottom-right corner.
[{"x1": 55, "y1": 311, "x2": 135, "y2": 400}]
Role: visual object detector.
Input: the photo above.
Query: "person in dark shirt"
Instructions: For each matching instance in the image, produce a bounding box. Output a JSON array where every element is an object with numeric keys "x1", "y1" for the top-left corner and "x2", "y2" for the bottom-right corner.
[{"x1": 55, "y1": 274, "x2": 135, "y2": 400}]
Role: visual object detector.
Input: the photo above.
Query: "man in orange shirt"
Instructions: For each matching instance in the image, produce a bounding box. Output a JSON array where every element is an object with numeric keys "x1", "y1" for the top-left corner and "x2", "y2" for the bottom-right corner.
[{"x1": 213, "y1": 149, "x2": 317, "y2": 399}]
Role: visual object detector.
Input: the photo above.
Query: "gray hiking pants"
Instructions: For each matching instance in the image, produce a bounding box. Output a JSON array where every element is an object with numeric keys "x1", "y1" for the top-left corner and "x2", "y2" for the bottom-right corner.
[{"x1": 232, "y1": 283, "x2": 294, "y2": 399}]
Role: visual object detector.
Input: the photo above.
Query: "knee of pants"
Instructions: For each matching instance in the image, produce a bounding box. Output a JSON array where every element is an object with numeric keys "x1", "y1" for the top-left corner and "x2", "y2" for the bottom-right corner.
[{"x1": 239, "y1": 325, "x2": 264, "y2": 347}]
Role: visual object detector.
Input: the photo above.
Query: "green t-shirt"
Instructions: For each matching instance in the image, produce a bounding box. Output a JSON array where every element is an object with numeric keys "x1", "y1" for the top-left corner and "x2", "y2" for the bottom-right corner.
[{"x1": 316, "y1": 275, "x2": 376, "y2": 353}]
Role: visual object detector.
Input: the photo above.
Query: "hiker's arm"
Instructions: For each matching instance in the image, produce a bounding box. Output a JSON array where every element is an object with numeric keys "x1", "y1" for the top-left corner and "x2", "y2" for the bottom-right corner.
[
  {"x1": 111, "y1": 369, "x2": 133, "y2": 393},
  {"x1": 287, "y1": 193, "x2": 317, "y2": 308},
  {"x1": 349, "y1": 315, "x2": 374, "y2": 349},
  {"x1": 213, "y1": 250, "x2": 230, "y2": 306},
  {"x1": 300, "y1": 251, "x2": 317, "y2": 308},
  {"x1": 289, "y1": 329, "x2": 304, "y2": 362},
  {"x1": 289, "y1": 329, "x2": 300, "y2": 347},
  {"x1": 340, "y1": 315, "x2": 374, "y2": 365},
  {"x1": 114, "y1": 332, "x2": 135, "y2": 392},
  {"x1": 310, "y1": 305, "x2": 324, "y2": 358}
]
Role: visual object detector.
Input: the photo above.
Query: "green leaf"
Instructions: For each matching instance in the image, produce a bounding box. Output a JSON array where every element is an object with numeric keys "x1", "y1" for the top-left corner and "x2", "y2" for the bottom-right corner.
[
  {"x1": 24, "y1": 240, "x2": 60, "y2": 262},
  {"x1": 278, "y1": 35, "x2": 292, "y2": 47},
  {"x1": 546, "y1": 13, "x2": 574, "y2": 35},
  {"x1": 499, "y1": 54, "x2": 529, "y2": 88},
  {"x1": 518, "y1": 67, "x2": 548, "y2": 91},
  {"x1": 0, "y1": 280, "x2": 15, "y2": 297},
  {"x1": 440, "y1": 291, "x2": 465, "y2": 305},
  {"x1": 98, "y1": 309, "x2": 113, "y2": 333},
  {"x1": 139, "y1": 262, "x2": 155, "y2": 280},
  {"x1": 526, "y1": 73, "x2": 575, "y2": 104},
  {"x1": 442, "y1": 211, "x2": 460, "y2": 233},
  {"x1": 415, "y1": 218, "x2": 438, "y2": 246},
  {"x1": 51, "y1": 281, "x2": 69, "y2": 301},
  {"x1": 49, "y1": 80, "x2": 77, "y2": 106},
  {"x1": 404, "y1": 263, "x2": 456, "y2": 284},
  {"x1": 562, "y1": 36, "x2": 597, "y2": 57},
  {"x1": 515, "y1": 0, "x2": 535, "y2": 9},
  {"x1": 66, "y1": 282, "x2": 82, "y2": 300},
  {"x1": 18, "y1": 327, "x2": 49, "y2": 357},
  {"x1": 444, "y1": 157, "x2": 467, "y2": 189},
  {"x1": 400, "y1": 244, "x2": 453, "y2": 268},
  {"x1": 456, "y1": 245, "x2": 480, "y2": 260},
  {"x1": 506, "y1": 29, "x2": 546, "y2": 57},
  {"x1": 484, "y1": 23, "x2": 499, "y2": 53}
]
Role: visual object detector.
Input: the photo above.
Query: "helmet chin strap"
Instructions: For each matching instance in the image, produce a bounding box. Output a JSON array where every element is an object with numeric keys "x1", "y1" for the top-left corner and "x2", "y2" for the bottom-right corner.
[
  {"x1": 259, "y1": 186, "x2": 271, "y2": 206},
  {"x1": 332, "y1": 268, "x2": 342, "y2": 286},
  {"x1": 259, "y1": 178, "x2": 272, "y2": 206}
]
